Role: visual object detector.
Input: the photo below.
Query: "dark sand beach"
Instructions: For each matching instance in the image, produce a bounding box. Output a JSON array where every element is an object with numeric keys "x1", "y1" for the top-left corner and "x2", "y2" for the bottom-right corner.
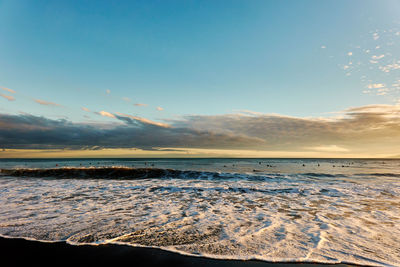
[{"x1": 0, "y1": 237, "x2": 354, "y2": 267}]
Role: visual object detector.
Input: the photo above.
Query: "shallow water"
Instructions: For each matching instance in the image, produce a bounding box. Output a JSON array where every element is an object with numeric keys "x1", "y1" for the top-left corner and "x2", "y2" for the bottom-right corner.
[{"x1": 0, "y1": 158, "x2": 399, "y2": 266}]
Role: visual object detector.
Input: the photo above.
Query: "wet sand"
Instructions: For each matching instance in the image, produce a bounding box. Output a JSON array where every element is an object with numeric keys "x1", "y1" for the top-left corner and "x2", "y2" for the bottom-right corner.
[{"x1": 0, "y1": 237, "x2": 354, "y2": 267}]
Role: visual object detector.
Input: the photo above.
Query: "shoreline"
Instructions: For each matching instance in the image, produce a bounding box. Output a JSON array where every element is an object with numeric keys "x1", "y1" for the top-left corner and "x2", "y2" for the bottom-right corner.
[{"x1": 0, "y1": 236, "x2": 355, "y2": 267}]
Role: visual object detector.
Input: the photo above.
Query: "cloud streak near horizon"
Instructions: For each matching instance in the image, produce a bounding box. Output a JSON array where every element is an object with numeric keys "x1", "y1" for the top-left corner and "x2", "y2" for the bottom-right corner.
[
  {"x1": 34, "y1": 99, "x2": 62, "y2": 107},
  {"x1": 1, "y1": 104, "x2": 400, "y2": 155}
]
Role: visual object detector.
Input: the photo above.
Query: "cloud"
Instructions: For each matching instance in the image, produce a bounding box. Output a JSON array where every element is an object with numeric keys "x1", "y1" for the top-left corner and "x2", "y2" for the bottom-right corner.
[
  {"x1": 0, "y1": 113, "x2": 262, "y2": 150},
  {"x1": 115, "y1": 112, "x2": 170, "y2": 128},
  {"x1": 307, "y1": 145, "x2": 349, "y2": 152},
  {"x1": 379, "y1": 62, "x2": 400, "y2": 73},
  {"x1": 321, "y1": 45, "x2": 326, "y2": 49},
  {"x1": 371, "y1": 54, "x2": 384, "y2": 60},
  {"x1": 0, "y1": 94, "x2": 15, "y2": 101},
  {"x1": 156, "y1": 107, "x2": 164, "y2": 111},
  {"x1": 367, "y1": 83, "x2": 385, "y2": 89},
  {"x1": 81, "y1": 107, "x2": 90, "y2": 112},
  {"x1": 122, "y1": 97, "x2": 131, "y2": 102},
  {"x1": 327, "y1": 28, "x2": 400, "y2": 99},
  {"x1": 134, "y1": 103, "x2": 147, "y2": 107},
  {"x1": 95, "y1": 111, "x2": 116, "y2": 118},
  {"x1": 1, "y1": 104, "x2": 400, "y2": 155},
  {"x1": 106, "y1": 89, "x2": 111, "y2": 94},
  {"x1": 1, "y1": 87, "x2": 16, "y2": 94},
  {"x1": 34, "y1": 99, "x2": 62, "y2": 106}
]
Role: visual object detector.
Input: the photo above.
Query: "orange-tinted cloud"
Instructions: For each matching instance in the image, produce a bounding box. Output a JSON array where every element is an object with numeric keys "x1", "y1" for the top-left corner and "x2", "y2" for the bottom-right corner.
[
  {"x1": 0, "y1": 94, "x2": 15, "y2": 101},
  {"x1": 1, "y1": 87, "x2": 16, "y2": 94},
  {"x1": 34, "y1": 99, "x2": 62, "y2": 106}
]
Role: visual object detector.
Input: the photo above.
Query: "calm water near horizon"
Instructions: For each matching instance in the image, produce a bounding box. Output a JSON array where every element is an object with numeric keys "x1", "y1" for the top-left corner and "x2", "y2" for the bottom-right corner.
[{"x1": 0, "y1": 158, "x2": 399, "y2": 266}]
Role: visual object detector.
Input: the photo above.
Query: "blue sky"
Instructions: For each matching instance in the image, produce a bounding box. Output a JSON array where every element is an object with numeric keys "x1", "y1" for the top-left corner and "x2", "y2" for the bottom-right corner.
[{"x1": 1, "y1": 0, "x2": 400, "y2": 157}]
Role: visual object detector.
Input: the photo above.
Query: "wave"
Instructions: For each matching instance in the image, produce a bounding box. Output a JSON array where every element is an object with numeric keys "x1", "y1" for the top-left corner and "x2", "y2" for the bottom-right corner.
[
  {"x1": 1, "y1": 167, "x2": 400, "y2": 181},
  {"x1": 0, "y1": 167, "x2": 205, "y2": 180},
  {"x1": 0, "y1": 167, "x2": 291, "y2": 181}
]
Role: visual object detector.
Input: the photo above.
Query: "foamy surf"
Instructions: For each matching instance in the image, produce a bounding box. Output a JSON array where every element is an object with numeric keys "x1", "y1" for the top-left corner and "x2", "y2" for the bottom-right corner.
[{"x1": 0, "y1": 159, "x2": 399, "y2": 266}]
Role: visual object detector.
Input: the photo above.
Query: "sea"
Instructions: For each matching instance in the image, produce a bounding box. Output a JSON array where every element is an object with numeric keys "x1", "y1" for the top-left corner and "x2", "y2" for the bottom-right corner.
[{"x1": 0, "y1": 158, "x2": 399, "y2": 266}]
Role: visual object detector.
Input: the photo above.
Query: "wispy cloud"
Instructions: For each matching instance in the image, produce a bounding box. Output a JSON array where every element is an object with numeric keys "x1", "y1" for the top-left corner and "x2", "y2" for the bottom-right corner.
[
  {"x1": 327, "y1": 28, "x2": 400, "y2": 99},
  {"x1": 115, "y1": 112, "x2": 170, "y2": 128},
  {"x1": 134, "y1": 103, "x2": 147, "y2": 107},
  {"x1": 106, "y1": 89, "x2": 111, "y2": 94},
  {"x1": 95, "y1": 111, "x2": 116, "y2": 118},
  {"x1": 34, "y1": 99, "x2": 62, "y2": 106},
  {"x1": 81, "y1": 107, "x2": 90, "y2": 112},
  {"x1": 1, "y1": 87, "x2": 16, "y2": 94},
  {"x1": 156, "y1": 106, "x2": 164, "y2": 111},
  {"x1": 307, "y1": 145, "x2": 349, "y2": 152},
  {"x1": 122, "y1": 97, "x2": 131, "y2": 102},
  {"x1": 0, "y1": 94, "x2": 15, "y2": 101},
  {"x1": 371, "y1": 54, "x2": 385, "y2": 60},
  {"x1": 367, "y1": 83, "x2": 385, "y2": 89}
]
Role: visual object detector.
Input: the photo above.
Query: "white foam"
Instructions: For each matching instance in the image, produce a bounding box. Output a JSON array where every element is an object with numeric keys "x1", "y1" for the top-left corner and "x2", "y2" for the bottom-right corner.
[{"x1": 0, "y1": 169, "x2": 399, "y2": 266}]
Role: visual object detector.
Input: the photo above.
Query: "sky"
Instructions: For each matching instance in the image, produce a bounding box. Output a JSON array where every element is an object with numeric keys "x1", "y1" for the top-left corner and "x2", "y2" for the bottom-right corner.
[{"x1": 1, "y1": 0, "x2": 400, "y2": 158}]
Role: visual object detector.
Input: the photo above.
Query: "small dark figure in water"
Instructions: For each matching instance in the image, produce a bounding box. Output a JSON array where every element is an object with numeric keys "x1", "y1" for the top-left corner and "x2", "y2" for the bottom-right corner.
[
  {"x1": 302, "y1": 164, "x2": 305, "y2": 167},
  {"x1": 151, "y1": 163, "x2": 154, "y2": 166},
  {"x1": 333, "y1": 165, "x2": 335, "y2": 167},
  {"x1": 318, "y1": 163, "x2": 320, "y2": 167},
  {"x1": 259, "y1": 162, "x2": 261, "y2": 164},
  {"x1": 56, "y1": 164, "x2": 58, "y2": 167},
  {"x1": 223, "y1": 165, "x2": 227, "y2": 167}
]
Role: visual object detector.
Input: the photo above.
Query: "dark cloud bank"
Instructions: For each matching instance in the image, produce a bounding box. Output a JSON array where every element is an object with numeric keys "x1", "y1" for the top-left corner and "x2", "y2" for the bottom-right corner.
[{"x1": 1, "y1": 104, "x2": 400, "y2": 153}]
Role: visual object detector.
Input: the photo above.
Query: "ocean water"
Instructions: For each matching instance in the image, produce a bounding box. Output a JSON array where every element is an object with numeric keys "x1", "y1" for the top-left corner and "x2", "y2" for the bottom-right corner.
[{"x1": 0, "y1": 158, "x2": 399, "y2": 266}]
